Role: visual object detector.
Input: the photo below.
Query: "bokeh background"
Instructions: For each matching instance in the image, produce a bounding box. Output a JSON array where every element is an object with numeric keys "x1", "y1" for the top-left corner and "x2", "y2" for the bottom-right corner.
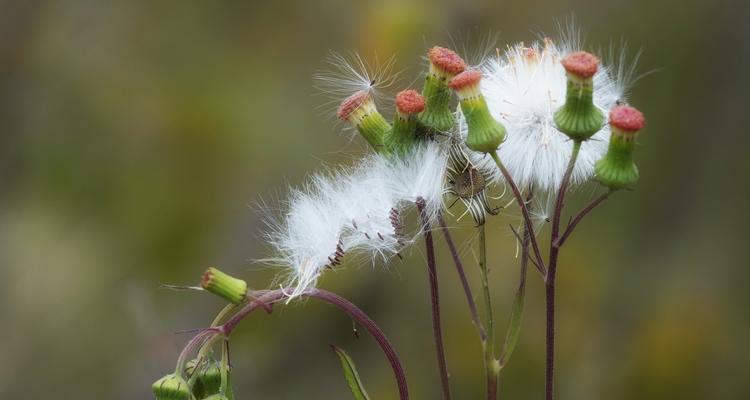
[{"x1": 1, "y1": 0, "x2": 748, "y2": 398}]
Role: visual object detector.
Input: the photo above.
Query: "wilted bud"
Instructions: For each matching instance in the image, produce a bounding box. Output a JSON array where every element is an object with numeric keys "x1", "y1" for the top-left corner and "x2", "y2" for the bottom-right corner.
[
  {"x1": 449, "y1": 70, "x2": 506, "y2": 153},
  {"x1": 152, "y1": 373, "x2": 190, "y2": 400},
  {"x1": 553, "y1": 51, "x2": 605, "y2": 141},
  {"x1": 337, "y1": 90, "x2": 391, "y2": 151},
  {"x1": 385, "y1": 89, "x2": 425, "y2": 155},
  {"x1": 201, "y1": 267, "x2": 247, "y2": 304},
  {"x1": 418, "y1": 46, "x2": 466, "y2": 132},
  {"x1": 594, "y1": 105, "x2": 646, "y2": 189}
]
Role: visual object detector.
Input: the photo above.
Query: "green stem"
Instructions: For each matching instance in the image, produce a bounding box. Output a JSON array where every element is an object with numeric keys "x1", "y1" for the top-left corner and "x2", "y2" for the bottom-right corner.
[{"x1": 478, "y1": 224, "x2": 499, "y2": 399}]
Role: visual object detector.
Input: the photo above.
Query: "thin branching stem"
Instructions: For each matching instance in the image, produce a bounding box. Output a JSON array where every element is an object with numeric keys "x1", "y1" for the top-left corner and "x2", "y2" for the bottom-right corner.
[
  {"x1": 490, "y1": 152, "x2": 547, "y2": 278},
  {"x1": 417, "y1": 198, "x2": 452, "y2": 400},
  {"x1": 437, "y1": 213, "x2": 487, "y2": 341},
  {"x1": 545, "y1": 140, "x2": 581, "y2": 400},
  {"x1": 217, "y1": 288, "x2": 410, "y2": 400},
  {"x1": 556, "y1": 190, "x2": 612, "y2": 247}
]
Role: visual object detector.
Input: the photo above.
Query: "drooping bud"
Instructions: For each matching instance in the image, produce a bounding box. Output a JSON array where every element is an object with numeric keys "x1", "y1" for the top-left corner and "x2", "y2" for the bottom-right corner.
[
  {"x1": 337, "y1": 90, "x2": 390, "y2": 151},
  {"x1": 185, "y1": 358, "x2": 235, "y2": 399},
  {"x1": 449, "y1": 70, "x2": 506, "y2": 153},
  {"x1": 197, "y1": 360, "x2": 223, "y2": 396},
  {"x1": 418, "y1": 46, "x2": 466, "y2": 132},
  {"x1": 152, "y1": 374, "x2": 191, "y2": 400},
  {"x1": 594, "y1": 105, "x2": 646, "y2": 189},
  {"x1": 201, "y1": 267, "x2": 247, "y2": 304},
  {"x1": 553, "y1": 51, "x2": 605, "y2": 141},
  {"x1": 385, "y1": 89, "x2": 425, "y2": 154}
]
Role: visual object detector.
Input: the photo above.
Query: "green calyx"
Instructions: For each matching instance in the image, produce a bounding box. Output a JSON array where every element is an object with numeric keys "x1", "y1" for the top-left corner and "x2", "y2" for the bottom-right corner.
[
  {"x1": 553, "y1": 76, "x2": 605, "y2": 141},
  {"x1": 461, "y1": 96, "x2": 506, "y2": 153},
  {"x1": 153, "y1": 374, "x2": 191, "y2": 400},
  {"x1": 418, "y1": 73, "x2": 455, "y2": 132},
  {"x1": 357, "y1": 112, "x2": 390, "y2": 152},
  {"x1": 595, "y1": 131, "x2": 639, "y2": 189},
  {"x1": 186, "y1": 359, "x2": 234, "y2": 400},
  {"x1": 201, "y1": 267, "x2": 247, "y2": 305},
  {"x1": 385, "y1": 113, "x2": 419, "y2": 155}
]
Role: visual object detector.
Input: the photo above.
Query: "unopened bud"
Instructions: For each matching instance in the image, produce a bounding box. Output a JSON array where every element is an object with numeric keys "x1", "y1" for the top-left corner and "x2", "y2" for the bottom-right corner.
[
  {"x1": 418, "y1": 46, "x2": 466, "y2": 132},
  {"x1": 201, "y1": 267, "x2": 247, "y2": 305},
  {"x1": 449, "y1": 70, "x2": 506, "y2": 153},
  {"x1": 385, "y1": 89, "x2": 425, "y2": 154},
  {"x1": 553, "y1": 51, "x2": 605, "y2": 141},
  {"x1": 594, "y1": 105, "x2": 646, "y2": 189},
  {"x1": 152, "y1": 374, "x2": 190, "y2": 400},
  {"x1": 337, "y1": 90, "x2": 390, "y2": 151}
]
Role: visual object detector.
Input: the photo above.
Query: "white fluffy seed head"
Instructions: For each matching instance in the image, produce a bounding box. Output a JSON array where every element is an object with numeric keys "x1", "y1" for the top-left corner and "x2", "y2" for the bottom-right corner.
[
  {"x1": 380, "y1": 141, "x2": 448, "y2": 223},
  {"x1": 459, "y1": 38, "x2": 625, "y2": 192},
  {"x1": 263, "y1": 141, "x2": 448, "y2": 298}
]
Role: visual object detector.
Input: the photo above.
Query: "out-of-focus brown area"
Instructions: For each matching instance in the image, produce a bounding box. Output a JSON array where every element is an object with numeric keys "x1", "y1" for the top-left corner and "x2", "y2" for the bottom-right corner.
[{"x1": 1, "y1": 0, "x2": 748, "y2": 399}]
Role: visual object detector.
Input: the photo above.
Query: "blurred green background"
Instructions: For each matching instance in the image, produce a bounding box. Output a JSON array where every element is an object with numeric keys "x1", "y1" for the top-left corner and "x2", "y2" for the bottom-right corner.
[{"x1": 1, "y1": 0, "x2": 748, "y2": 398}]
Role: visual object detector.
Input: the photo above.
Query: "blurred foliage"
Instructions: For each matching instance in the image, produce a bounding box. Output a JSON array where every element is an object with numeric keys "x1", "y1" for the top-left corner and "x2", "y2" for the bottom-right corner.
[{"x1": 1, "y1": 0, "x2": 748, "y2": 399}]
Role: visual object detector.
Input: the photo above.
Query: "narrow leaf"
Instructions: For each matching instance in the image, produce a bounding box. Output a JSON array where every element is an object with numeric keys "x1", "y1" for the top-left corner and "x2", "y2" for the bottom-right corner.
[
  {"x1": 498, "y1": 256, "x2": 528, "y2": 368},
  {"x1": 330, "y1": 345, "x2": 371, "y2": 400}
]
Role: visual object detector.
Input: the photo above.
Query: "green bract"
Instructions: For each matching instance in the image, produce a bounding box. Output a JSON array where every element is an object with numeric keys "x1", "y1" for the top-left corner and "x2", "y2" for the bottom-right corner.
[
  {"x1": 553, "y1": 77, "x2": 605, "y2": 141},
  {"x1": 462, "y1": 97, "x2": 506, "y2": 153}
]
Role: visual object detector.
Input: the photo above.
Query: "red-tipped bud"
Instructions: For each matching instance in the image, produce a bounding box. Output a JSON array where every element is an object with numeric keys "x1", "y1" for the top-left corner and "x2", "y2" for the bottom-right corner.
[
  {"x1": 395, "y1": 90, "x2": 425, "y2": 115},
  {"x1": 428, "y1": 46, "x2": 466, "y2": 76},
  {"x1": 337, "y1": 90, "x2": 370, "y2": 121},
  {"x1": 561, "y1": 51, "x2": 599, "y2": 79},
  {"x1": 449, "y1": 70, "x2": 482, "y2": 91},
  {"x1": 609, "y1": 105, "x2": 645, "y2": 133}
]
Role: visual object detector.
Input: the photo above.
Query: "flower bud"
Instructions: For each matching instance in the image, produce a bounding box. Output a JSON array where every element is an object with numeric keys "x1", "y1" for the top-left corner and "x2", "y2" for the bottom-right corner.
[
  {"x1": 152, "y1": 374, "x2": 191, "y2": 400},
  {"x1": 418, "y1": 46, "x2": 466, "y2": 132},
  {"x1": 594, "y1": 105, "x2": 645, "y2": 189},
  {"x1": 449, "y1": 70, "x2": 506, "y2": 153},
  {"x1": 553, "y1": 51, "x2": 605, "y2": 141},
  {"x1": 201, "y1": 267, "x2": 247, "y2": 305},
  {"x1": 385, "y1": 89, "x2": 425, "y2": 155},
  {"x1": 337, "y1": 90, "x2": 390, "y2": 151},
  {"x1": 185, "y1": 359, "x2": 206, "y2": 398},
  {"x1": 203, "y1": 395, "x2": 230, "y2": 400}
]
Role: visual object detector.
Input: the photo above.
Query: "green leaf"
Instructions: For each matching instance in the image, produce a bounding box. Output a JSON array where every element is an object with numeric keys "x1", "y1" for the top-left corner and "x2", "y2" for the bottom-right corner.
[
  {"x1": 498, "y1": 261, "x2": 527, "y2": 369},
  {"x1": 330, "y1": 345, "x2": 371, "y2": 400}
]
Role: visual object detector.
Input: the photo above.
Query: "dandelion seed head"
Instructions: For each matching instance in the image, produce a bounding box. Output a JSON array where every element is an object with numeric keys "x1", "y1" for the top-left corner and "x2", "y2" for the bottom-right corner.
[{"x1": 460, "y1": 36, "x2": 625, "y2": 192}]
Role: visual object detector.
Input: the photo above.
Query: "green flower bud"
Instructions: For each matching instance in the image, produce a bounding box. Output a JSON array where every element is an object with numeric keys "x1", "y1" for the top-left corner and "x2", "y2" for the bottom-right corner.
[
  {"x1": 337, "y1": 90, "x2": 390, "y2": 151},
  {"x1": 449, "y1": 70, "x2": 506, "y2": 153},
  {"x1": 385, "y1": 89, "x2": 425, "y2": 155},
  {"x1": 185, "y1": 359, "x2": 206, "y2": 398},
  {"x1": 595, "y1": 105, "x2": 646, "y2": 189},
  {"x1": 201, "y1": 267, "x2": 247, "y2": 304},
  {"x1": 152, "y1": 374, "x2": 191, "y2": 400},
  {"x1": 418, "y1": 46, "x2": 466, "y2": 132},
  {"x1": 186, "y1": 359, "x2": 234, "y2": 400},
  {"x1": 553, "y1": 51, "x2": 605, "y2": 141}
]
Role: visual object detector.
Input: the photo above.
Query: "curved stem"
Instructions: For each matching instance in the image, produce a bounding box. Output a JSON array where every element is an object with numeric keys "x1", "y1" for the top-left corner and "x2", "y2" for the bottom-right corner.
[
  {"x1": 478, "y1": 224, "x2": 499, "y2": 399},
  {"x1": 437, "y1": 213, "x2": 486, "y2": 341},
  {"x1": 545, "y1": 140, "x2": 581, "y2": 400},
  {"x1": 219, "y1": 288, "x2": 410, "y2": 400},
  {"x1": 490, "y1": 152, "x2": 547, "y2": 278},
  {"x1": 417, "y1": 199, "x2": 452, "y2": 400},
  {"x1": 306, "y1": 289, "x2": 409, "y2": 400}
]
